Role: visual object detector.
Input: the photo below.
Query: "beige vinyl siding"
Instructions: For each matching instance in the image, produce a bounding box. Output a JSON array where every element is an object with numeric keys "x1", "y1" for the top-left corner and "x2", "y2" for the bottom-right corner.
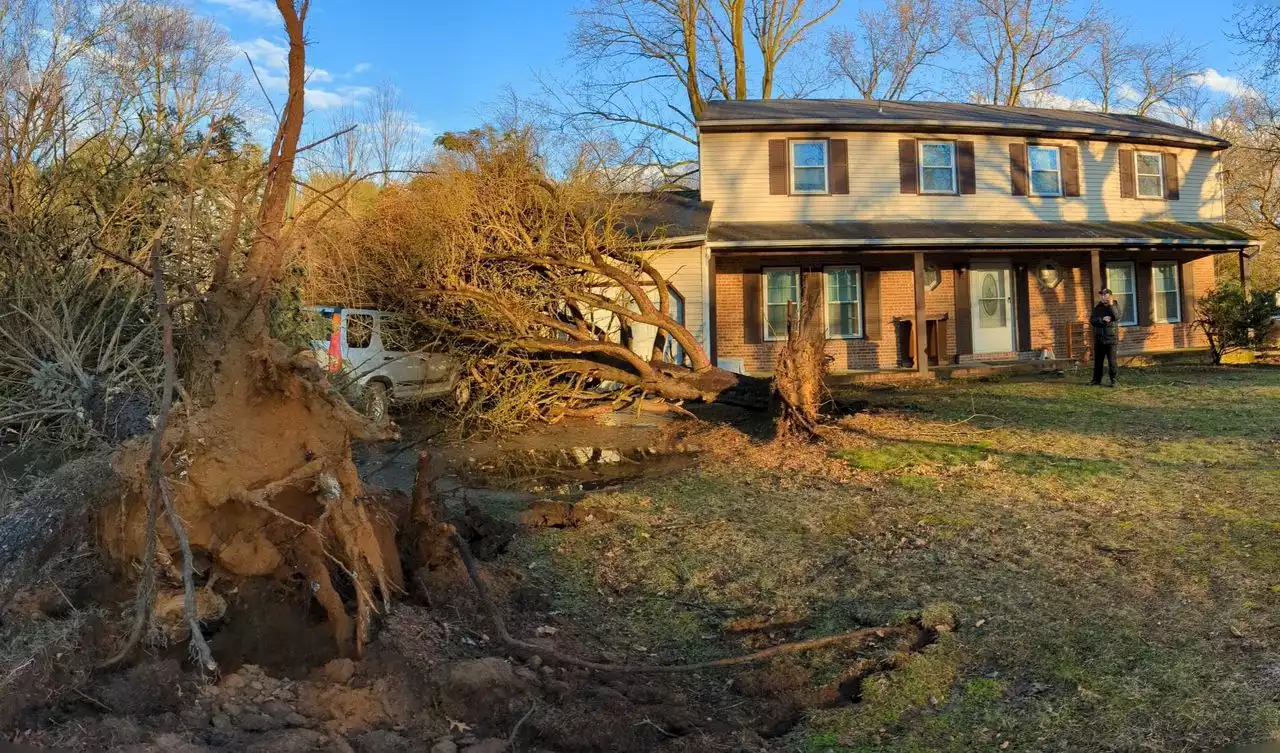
[
  {"x1": 629, "y1": 245, "x2": 706, "y2": 360},
  {"x1": 699, "y1": 131, "x2": 1223, "y2": 224}
]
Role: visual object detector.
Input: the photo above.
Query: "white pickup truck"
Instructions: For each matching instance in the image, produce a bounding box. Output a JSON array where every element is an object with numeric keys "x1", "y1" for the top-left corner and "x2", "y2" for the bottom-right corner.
[{"x1": 310, "y1": 307, "x2": 463, "y2": 422}]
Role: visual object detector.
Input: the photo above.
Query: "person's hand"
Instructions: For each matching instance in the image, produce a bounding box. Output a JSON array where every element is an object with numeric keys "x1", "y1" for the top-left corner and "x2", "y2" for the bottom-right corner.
[{"x1": 1103, "y1": 316, "x2": 1112, "y2": 322}]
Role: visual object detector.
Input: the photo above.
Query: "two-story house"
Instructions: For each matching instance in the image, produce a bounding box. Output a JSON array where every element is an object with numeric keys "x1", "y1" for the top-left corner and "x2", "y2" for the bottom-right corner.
[{"x1": 642, "y1": 99, "x2": 1255, "y2": 376}]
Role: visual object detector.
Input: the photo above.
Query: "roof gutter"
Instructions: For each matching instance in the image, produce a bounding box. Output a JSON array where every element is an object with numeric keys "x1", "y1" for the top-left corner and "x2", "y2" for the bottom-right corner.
[
  {"x1": 709, "y1": 236, "x2": 1252, "y2": 250},
  {"x1": 633, "y1": 233, "x2": 707, "y2": 249},
  {"x1": 696, "y1": 118, "x2": 1229, "y2": 150}
]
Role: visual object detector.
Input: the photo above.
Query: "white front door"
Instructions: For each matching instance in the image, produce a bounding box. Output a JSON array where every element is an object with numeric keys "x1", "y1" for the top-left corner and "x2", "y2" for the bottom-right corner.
[{"x1": 970, "y1": 264, "x2": 1015, "y2": 354}]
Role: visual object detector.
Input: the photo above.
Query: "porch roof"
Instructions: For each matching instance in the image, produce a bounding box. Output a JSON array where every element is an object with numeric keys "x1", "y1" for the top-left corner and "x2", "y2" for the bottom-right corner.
[{"x1": 707, "y1": 220, "x2": 1254, "y2": 251}]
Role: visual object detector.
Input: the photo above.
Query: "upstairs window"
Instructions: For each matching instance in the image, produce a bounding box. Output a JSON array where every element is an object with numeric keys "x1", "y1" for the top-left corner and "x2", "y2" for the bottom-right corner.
[
  {"x1": 1105, "y1": 262, "x2": 1138, "y2": 326},
  {"x1": 919, "y1": 141, "x2": 957, "y2": 194},
  {"x1": 1135, "y1": 151, "x2": 1165, "y2": 199},
  {"x1": 825, "y1": 266, "x2": 862, "y2": 338},
  {"x1": 790, "y1": 140, "x2": 828, "y2": 194},
  {"x1": 1152, "y1": 262, "x2": 1182, "y2": 323},
  {"x1": 764, "y1": 268, "x2": 800, "y2": 340},
  {"x1": 1028, "y1": 145, "x2": 1062, "y2": 196}
]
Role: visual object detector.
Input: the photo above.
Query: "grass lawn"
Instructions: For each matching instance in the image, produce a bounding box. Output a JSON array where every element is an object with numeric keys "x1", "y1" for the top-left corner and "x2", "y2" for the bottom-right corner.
[{"x1": 502, "y1": 366, "x2": 1280, "y2": 752}]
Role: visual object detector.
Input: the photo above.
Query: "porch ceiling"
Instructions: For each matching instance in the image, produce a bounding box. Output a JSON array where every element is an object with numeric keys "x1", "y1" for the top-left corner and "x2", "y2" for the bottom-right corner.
[{"x1": 707, "y1": 220, "x2": 1254, "y2": 251}]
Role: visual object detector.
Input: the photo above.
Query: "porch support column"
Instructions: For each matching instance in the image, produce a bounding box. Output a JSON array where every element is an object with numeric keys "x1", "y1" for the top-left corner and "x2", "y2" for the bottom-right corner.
[
  {"x1": 913, "y1": 251, "x2": 928, "y2": 375},
  {"x1": 1240, "y1": 249, "x2": 1252, "y2": 294},
  {"x1": 1090, "y1": 248, "x2": 1102, "y2": 296}
]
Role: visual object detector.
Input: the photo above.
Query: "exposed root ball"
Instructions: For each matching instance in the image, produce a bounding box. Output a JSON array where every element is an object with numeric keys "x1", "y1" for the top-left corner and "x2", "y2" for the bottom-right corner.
[{"x1": 100, "y1": 340, "x2": 402, "y2": 656}]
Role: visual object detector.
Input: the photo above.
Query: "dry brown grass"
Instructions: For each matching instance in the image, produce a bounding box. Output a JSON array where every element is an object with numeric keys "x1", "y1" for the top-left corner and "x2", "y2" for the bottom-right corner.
[{"x1": 494, "y1": 366, "x2": 1280, "y2": 752}]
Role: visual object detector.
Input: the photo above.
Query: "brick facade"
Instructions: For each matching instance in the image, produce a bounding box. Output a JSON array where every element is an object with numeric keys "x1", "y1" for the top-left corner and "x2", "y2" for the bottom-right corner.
[{"x1": 714, "y1": 252, "x2": 1218, "y2": 374}]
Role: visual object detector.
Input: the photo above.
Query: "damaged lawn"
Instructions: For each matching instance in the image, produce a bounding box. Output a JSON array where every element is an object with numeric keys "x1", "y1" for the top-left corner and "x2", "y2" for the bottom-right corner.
[{"x1": 498, "y1": 366, "x2": 1280, "y2": 752}]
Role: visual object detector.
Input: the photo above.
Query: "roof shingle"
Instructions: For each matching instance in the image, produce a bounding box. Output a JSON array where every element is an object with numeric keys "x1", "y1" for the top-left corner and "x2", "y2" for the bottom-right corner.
[{"x1": 697, "y1": 100, "x2": 1229, "y2": 150}]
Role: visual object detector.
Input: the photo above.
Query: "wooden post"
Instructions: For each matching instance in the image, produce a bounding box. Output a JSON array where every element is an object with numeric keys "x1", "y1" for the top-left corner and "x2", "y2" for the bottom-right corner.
[
  {"x1": 1090, "y1": 248, "x2": 1102, "y2": 296},
  {"x1": 1240, "y1": 250, "x2": 1252, "y2": 294},
  {"x1": 913, "y1": 252, "x2": 928, "y2": 375}
]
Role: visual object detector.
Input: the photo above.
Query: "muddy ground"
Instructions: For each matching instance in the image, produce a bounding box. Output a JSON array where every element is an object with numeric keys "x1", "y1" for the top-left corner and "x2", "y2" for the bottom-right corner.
[{"x1": 2, "y1": 412, "x2": 908, "y2": 753}]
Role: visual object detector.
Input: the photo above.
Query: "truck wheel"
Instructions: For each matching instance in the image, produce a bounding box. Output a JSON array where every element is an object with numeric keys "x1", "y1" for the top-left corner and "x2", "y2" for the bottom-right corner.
[{"x1": 361, "y1": 382, "x2": 390, "y2": 424}]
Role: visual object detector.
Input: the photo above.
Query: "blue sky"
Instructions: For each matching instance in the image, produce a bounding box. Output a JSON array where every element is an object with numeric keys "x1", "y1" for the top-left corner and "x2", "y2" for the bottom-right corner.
[{"x1": 194, "y1": 0, "x2": 1252, "y2": 141}]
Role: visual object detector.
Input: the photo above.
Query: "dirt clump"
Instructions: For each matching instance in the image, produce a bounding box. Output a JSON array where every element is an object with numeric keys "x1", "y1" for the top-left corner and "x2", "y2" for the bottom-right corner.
[
  {"x1": 435, "y1": 657, "x2": 532, "y2": 727},
  {"x1": 519, "y1": 500, "x2": 615, "y2": 529}
]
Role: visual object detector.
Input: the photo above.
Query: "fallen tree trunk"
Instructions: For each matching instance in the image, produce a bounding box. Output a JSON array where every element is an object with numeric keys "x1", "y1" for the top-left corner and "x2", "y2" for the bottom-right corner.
[{"x1": 0, "y1": 453, "x2": 120, "y2": 610}]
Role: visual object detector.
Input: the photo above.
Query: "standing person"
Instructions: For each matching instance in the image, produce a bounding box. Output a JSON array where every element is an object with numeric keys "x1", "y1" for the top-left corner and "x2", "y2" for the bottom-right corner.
[{"x1": 1090, "y1": 288, "x2": 1121, "y2": 387}]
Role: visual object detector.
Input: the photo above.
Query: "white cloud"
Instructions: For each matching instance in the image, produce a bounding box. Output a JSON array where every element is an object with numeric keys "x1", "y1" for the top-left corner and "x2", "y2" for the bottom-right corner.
[
  {"x1": 202, "y1": 0, "x2": 278, "y2": 24},
  {"x1": 305, "y1": 85, "x2": 375, "y2": 110},
  {"x1": 352, "y1": 63, "x2": 373, "y2": 75},
  {"x1": 1026, "y1": 90, "x2": 1099, "y2": 112},
  {"x1": 1192, "y1": 68, "x2": 1250, "y2": 98},
  {"x1": 237, "y1": 38, "x2": 367, "y2": 109},
  {"x1": 238, "y1": 37, "x2": 287, "y2": 71},
  {"x1": 304, "y1": 88, "x2": 351, "y2": 110}
]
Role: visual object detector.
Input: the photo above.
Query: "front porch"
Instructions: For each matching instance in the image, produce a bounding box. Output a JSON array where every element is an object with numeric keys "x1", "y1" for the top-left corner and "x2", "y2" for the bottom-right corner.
[{"x1": 708, "y1": 221, "x2": 1255, "y2": 377}]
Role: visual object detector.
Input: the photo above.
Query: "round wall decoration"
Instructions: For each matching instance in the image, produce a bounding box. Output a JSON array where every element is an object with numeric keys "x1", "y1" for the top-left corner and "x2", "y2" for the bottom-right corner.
[{"x1": 1035, "y1": 260, "x2": 1064, "y2": 289}]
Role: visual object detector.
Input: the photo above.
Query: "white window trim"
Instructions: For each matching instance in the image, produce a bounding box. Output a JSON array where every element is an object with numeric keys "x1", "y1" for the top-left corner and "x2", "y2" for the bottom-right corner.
[
  {"x1": 823, "y1": 265, "x2": 863, "y2": 339},
  {"x1": 1106, "y1": 261, "x2": 1139, "y2": 326},
  {"x1": 918, "y1": 141, "x2": 957, "y2": 195},
  {"x1": 1151, "y1": 261, "x2": 1182, "y2": 324},
  {"x1": 762, "y1": 266, "x2": 801, "y2": 342},
  {"x1": 789, "y1": 139, "x2": 829, "y2": 195},
  {"x1": 1134, "y1": 150, "x2": 1166, "y2": 199},
  {"x1": 1027, "y1": 144, "x2": 1063, "y2": 197}
]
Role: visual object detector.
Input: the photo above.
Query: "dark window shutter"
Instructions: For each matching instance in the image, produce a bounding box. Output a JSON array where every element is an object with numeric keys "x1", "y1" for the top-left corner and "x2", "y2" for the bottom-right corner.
[
  {"x1": 1015, "y1": 264, "x2": 1032, "y2": 351},
  {"x1": 862, "y1": 269, "x2": 881, "y2": 340},
  {"x1": 1118, "y1": 148, "x2": 1135, "y2": 198},
  {"x1": 954, "y1": 266, "x2": 972, "y2": 357},
  {"x1": 828, "y1": 139, "x2": 849, "y2": 194},
  {"x1": 768, "y1": 140, "x2": 788, "y2": 195},
  {"x1": 1009, "y1": 142, "x2": 1028, "y2": 196},
  {"x1": 743, "y1": 267, "x2": 763, "y2": 344},
  {"x1": 1061, "y1": 144, "x2": 1081, "y2": 196},
  {"x1": 1163, "y1": 152, "x2": 1180, "y2": 200},
  {"x1": 1136, "y1": 261, "x2": 1153, "y2": 326},
  {"x1": 957, "y1": 141, "x2": 976, "y2": 195},
  {"x1": 802, "y1": 267, "x2": 825, "y2": 337},
  {"x1": 898, "y1": 139, "x2": 918, "y2": 194},
  {"x1": 1180, "y1": 260, "x2": 1196, "y2": 322}
]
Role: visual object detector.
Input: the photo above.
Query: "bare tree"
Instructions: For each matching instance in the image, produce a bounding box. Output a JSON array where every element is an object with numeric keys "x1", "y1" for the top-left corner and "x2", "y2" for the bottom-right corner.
[
  {"x1": 1165, "y1": 78, "x2": 1212, "y2": 128},
  {"x1": 750, "y1": 0, "x2": 841, "y2": 98},
  {"x1": 1233, "y1": 0, "x2": 1280, "y2": 81},
  {"x1": 954, "y1": 0, "x2": 1100, "y2": 106},
  {"x1": 1078, "y1": 15, "x2": 1132, "y2": 112},
  {"x1": 560, "y1": 0, "x2": 841, "y2": 181},
  {"x1": 362, "y1": 82, "x2": 425, "y2": 184},
  {"x1": 826, "y1": 0, "x2": 951, "y2": 100},
  {"x1": 1217, "y1": 91, "x2": 1280, "y2": 287},
  {"x1": 1130, "y1": 35, "x2": 1204, "y2": 116}
]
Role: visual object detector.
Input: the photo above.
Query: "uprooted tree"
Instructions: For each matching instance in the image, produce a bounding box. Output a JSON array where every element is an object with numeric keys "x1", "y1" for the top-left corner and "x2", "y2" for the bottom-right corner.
[
  {"x1": 1, "y1": 0, "x2": 404, "y2": 666},
  {"x1": 302, "y1": 126, "x2": 770, "y2": 428}
]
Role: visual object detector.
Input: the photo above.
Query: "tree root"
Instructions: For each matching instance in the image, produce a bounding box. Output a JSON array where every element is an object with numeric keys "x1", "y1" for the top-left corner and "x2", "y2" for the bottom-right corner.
[{"x1": 449, "y1": 531, "x2": 910, "y2": 674}]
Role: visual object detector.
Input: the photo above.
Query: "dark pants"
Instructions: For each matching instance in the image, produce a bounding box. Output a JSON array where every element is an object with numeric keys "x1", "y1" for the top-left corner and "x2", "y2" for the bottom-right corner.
[{"x1": 1092, "y1": 341, "x2": 1117, "y2": 384}]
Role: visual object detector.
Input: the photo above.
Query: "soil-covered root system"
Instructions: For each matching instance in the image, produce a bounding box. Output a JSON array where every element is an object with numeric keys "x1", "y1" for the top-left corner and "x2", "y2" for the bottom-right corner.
[{"x1": 99, "y1": 341, "x2": 402, "y2": 656}]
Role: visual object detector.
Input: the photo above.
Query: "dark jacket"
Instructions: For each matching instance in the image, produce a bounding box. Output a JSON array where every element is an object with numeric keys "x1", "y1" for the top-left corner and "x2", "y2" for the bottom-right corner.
[{"x1": 1090, "y1": 301, "x2": 1121, "y2": 344}]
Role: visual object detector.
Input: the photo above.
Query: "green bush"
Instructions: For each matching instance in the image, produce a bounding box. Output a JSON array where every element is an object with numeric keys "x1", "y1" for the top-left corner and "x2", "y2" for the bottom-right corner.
[{"x1": 1194, "y1": 284, "x2": 1279, "y2": 364}]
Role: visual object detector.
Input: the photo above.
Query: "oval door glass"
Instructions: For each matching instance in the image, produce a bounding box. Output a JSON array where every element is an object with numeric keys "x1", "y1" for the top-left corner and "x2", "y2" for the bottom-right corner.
[{"x1": 977, "y1": 272, "x2": 1006, "y2": 328}]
